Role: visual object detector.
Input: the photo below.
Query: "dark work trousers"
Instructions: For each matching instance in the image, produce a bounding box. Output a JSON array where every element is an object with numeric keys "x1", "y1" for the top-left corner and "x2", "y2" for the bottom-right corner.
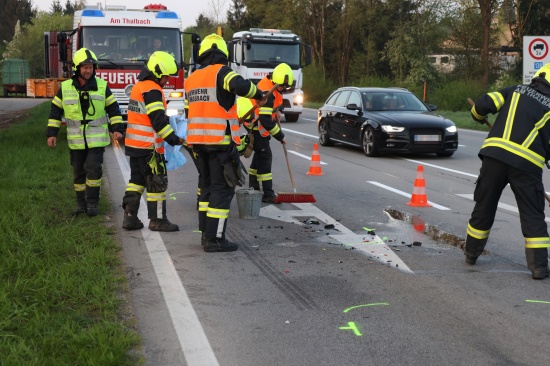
[
  {"x1": 195, "y1": 145, "x2": 235, "y2": 240},
  {"x1": 249, "y1": 131, "x2": 275, "y2": 197},
  {"x1": 122, "y1": 155, "x2": 167, "y2": 219},
  {"x1": 70, "y1": 147, "x2": 104, "y2": 204},
  {"x1": 465, "y1": 156, "x2": 549, "y2": 271},
  {"x1": 183, "y1": 144, "x2": 201, "y2": 205}
]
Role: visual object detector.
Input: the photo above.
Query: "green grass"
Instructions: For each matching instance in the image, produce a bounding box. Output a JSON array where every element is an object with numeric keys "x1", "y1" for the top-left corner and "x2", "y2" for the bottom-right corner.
[{"x1": 0, "y1": 103, "x2": 141, "y2": 365}]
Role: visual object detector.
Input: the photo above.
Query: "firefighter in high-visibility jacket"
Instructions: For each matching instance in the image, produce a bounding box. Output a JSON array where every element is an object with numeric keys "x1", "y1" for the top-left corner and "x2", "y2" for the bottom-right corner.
[
  {"x1": 244, "y1": 63, "x2": 292, "y2": 203},
  {"x1": 185, "y1": 34, "x2": 265, "y2": 253},
  {"x1": 122, "y1": 51, "x2": 185, "y2": 232},
  {"x1": 465, "y1": 63, "x2": 550, "y2": 280},
  {"x1": 47, "y1": 48, "x2": 124, "y2": 217}
]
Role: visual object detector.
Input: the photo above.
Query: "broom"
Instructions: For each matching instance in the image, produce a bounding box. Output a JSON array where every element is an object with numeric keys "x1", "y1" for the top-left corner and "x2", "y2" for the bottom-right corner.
[
  {"x1": 238, "y1": 84, "x2": 279, "y2": 125},
  {"x1": 273, "y1": 115, "x2": 316, "y2": 203}
]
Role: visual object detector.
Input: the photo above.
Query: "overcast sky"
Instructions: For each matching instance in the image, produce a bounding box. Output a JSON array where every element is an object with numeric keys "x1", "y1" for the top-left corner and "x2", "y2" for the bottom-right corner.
[{"x1": 32, "y1": 0, "x2": 230, "y2": 30}]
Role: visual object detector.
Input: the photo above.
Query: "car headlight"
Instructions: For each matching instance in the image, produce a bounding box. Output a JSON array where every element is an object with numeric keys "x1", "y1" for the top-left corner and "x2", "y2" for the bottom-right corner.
[
  {"x1": 294, "y1": 94, "x2": 304, "y2": 104},
  {"x1": 381, "y1": 125, "x2": 405, "y2": 132},
  {"x1": 446, "y1": 125, "x2": 457, "y2": 133}
]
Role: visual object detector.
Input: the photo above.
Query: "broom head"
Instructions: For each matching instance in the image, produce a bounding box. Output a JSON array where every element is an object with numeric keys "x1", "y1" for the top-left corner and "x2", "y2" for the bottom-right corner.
[{"x1": 274, "y1": 192, "x2": 316, "y2": 203}]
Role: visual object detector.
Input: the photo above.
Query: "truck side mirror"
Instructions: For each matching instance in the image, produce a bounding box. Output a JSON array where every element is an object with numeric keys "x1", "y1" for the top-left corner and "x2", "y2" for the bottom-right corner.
[{"x1": 302, "y1": 44, "x2": 312, "y2": 67}]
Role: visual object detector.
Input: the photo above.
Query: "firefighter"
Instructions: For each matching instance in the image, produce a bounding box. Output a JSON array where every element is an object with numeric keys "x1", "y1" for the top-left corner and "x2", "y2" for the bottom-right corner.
[
  {"x1": 465, "y1": 63, "x2": 550, "y2": 280},
  {"x1": 185, "y1": 33, "x2": 265, "y2": 253},
  {"x1": 122, "y1": 51, "x2": 185, "y2": 232},
  {"x1": 247, "y1": 63, "x2": 291, "y2": 203},
  {"x1": 47, "y1": 48, "x2": 124, "y2": 217}
]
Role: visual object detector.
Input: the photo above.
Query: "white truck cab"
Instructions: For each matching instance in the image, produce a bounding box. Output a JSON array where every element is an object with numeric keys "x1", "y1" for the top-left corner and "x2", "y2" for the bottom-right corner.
[{"x1": 228, "y1": 28, "x2": 311, "y2": 122}]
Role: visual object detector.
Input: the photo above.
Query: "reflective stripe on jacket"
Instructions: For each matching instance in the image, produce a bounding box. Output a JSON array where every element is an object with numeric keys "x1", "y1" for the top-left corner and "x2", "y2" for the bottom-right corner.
[
  {"x1": 185, "y1": 64, "x2": 240, "y2": 145},
  {"x1": 61, "y1": 78, "x2": 109, "y2": 149},
  {"x1": 126, "y1": 80, "x2": 166, "y2": 154},
  {"x1": 474, "y1": 84, "x2": 550, "y2": 172}
]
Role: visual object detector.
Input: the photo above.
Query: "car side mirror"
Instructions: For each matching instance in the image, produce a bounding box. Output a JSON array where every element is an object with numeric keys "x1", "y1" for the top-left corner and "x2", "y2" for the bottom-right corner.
[
  {"x1": 346, "y1": 103, "x2": 363, "y2": 116},
  {"x1": 428, "y1": 104, "x2": 437, "y2": 111}
]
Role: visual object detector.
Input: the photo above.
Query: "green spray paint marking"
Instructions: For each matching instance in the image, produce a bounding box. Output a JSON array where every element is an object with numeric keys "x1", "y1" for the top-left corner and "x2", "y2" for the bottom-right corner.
[
  {"x1": 526, "y1": 300, "x2": 550, "y2": 304},
  {"x1": 343, "y1": 303, "x2": 390, "y2": 313},
  {"x1": 192, "y1": 230, "x2": 202, "y2": 233},
  {"x1": 168, "y1": 192, "x2": 189, "y2": 200},
  {"x1": 339, "y1": 322, "x2": 362, "y2": 336},
  {"x1": 363, "y1": 227, "x2": 376, "y2": 231}
]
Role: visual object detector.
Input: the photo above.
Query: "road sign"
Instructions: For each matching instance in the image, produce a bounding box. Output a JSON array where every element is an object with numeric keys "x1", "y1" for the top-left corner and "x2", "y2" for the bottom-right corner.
[{"x1": 524, "y1": 36, "x2": 550, "y2": 84}]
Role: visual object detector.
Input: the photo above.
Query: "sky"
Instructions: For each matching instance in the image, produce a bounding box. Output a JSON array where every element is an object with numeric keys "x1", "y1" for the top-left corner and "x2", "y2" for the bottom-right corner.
[{"x1": 32, "y1": 0, "x2": 230, "y2": 30}]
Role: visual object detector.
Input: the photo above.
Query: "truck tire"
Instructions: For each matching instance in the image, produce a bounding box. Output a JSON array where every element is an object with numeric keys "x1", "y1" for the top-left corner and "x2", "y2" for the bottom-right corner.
[{"x1": 284, "y1": 113, "x2": 299, "y2": 123}]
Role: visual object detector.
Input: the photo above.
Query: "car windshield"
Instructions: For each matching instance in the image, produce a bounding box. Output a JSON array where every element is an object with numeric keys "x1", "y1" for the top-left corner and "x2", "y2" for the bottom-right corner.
[
  {"x1": 81, "y1": 26, "x2": 182, "y2": 67},
  {"x1": 362, "y1": 91, "x2": 428, "y2": 112}
]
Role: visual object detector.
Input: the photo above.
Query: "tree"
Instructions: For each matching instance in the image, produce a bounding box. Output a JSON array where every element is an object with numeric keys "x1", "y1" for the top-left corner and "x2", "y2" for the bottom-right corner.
[
  {"x1": 477, "y1": 0, "x2": 501, "y2": 87},
  {"x1": 227, "y1": 0, "x2": 247, "y2": 31},
  {"x1": 0, "y1": 0, "x2": 35, "y2": 45},
  {"x1": 2, "y1": 12, "x2": 73, "y2": 77},
  {"x1": 51, "y1": 0, "x2": 63, "y2": 14}
]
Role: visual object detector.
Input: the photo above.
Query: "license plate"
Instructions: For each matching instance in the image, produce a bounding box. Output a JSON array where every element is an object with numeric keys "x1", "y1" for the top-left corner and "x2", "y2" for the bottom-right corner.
[{"x1": 414, "y1": 135, "x2": 440, "y2": 142}]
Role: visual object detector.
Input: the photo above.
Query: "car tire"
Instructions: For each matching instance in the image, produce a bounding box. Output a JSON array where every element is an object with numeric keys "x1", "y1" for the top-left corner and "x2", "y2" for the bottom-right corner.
[
  {"x1": 436, "y1": 151, "x2": 454, "y2": 157},
  {"x1": 362, "y1": 127, "x2": 379, "y2": 157},
  {"x1": 284, "y1": 113, "x2": 299, "y2": 122},
  {"x1": 319, "y1": 120, "x2": 333, "y2": 146}
]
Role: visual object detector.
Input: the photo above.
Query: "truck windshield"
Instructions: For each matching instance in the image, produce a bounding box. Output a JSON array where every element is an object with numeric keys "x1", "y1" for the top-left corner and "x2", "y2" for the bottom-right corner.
[
  {"x1": 243, "y1": 42, "x2": 300, "y2": 68},
  {"x1": 82, "y1": 27, "x2": 182, "y2": 67}
]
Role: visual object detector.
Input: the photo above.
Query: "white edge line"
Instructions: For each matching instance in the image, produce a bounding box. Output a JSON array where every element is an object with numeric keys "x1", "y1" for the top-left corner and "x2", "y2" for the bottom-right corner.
[
  {"x1": 367, "y1": 181, "x2": 451, "y2": 210},
  {"x1": 287, "y1": 150, "x2": 327, "y2": 164},
  {"x1": 112, "y1": 141, "x2": 220, "y2": 366},
  {"x1": 404, "y1": 158, "x2": 478, "y2": 178},
  {"x1": 281, "y1": 127, "x2": 318, "y2": 139}
]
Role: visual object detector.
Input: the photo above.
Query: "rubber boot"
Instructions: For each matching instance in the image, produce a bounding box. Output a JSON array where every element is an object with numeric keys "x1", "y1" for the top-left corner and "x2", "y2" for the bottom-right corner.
[
  {"x1": 122, "y1": 212, "x2": 144, "y2": 230},
  {"x1": 201, "y1": 232, "x2": 206, "y2": 247},
  {"x1": 86, "y1": 203, "x2": 99, "y2": 217},
  {"x1": 526, "y1": 248, "x2": 549, "y2": 280},
  {"x1": 72, "y1": 191, "x2": 87, "y2": 217},
  {"x1": 261, "y1": 179, "x2": 278, "y2": 203},
  {"x1": 203, "y1": 237, "x2": 238, "y2": 253},
  {"x1": 147, "y1": 200, "x2": 179, "y2": 232},
  {"x1": 122, "y1": 192, "x2": 142, "y2": 230}
]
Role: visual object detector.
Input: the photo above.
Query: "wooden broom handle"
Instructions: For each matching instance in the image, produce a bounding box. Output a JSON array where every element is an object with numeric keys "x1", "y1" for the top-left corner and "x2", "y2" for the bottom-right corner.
[
  {"x1": 277, "y1": 115, "x2": 297, "y2": 192},
  {"x1": 238, "y1": 84, "x2": 279, "y2": 125}
]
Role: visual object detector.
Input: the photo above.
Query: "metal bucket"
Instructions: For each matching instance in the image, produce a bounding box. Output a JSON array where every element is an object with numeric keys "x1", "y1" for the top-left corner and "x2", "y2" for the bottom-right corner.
[{"x1": 235, "y1": 188, "x2": 263, "y2": 219}]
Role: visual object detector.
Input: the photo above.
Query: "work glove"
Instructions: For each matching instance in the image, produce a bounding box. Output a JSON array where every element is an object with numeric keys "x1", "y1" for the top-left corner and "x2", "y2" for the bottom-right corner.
[{"x1": 145, "y1": 151, "x2": 168, "y2": 192}]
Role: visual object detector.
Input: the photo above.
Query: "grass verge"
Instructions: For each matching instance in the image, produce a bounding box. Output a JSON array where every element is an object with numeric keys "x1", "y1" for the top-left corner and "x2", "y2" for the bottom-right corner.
[{"x1": 0, "y1": 103, "x2": 141, "y2": 365}]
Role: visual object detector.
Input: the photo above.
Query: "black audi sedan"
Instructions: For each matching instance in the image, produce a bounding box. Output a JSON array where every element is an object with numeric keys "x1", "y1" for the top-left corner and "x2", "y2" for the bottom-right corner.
[{"x1": 317, "y1": 87, "x2": 458, "y2": 157}]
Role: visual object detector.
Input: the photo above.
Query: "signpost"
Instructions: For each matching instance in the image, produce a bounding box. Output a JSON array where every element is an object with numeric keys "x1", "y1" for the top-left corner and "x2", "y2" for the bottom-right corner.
[{"x1": 523, "y1": 36, "x2": 550, "y2": 84}]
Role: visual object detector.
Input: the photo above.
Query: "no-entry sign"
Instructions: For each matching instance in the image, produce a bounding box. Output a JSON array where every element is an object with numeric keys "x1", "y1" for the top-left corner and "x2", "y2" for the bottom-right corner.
[{"x1": 524, "y1": 36, "x2": 550, "y2": 84}]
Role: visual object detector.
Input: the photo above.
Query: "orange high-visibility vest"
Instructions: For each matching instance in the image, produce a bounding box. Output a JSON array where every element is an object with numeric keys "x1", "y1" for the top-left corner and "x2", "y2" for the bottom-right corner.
[
  {"x1": 185, "y1": 64, "x2": 240, "y2": 145},
  {"x1": 125, "y1": 80, "x2": 166, "y2": 153},
  {"x1": 254, "y1": 76, "x2": 283, "y2": 137}
]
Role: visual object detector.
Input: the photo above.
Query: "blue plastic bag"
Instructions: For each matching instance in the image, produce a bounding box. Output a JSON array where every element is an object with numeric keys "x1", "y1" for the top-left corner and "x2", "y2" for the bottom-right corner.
[{"x1": 165, "y1": 115, "x2": 188, "y2": 171}]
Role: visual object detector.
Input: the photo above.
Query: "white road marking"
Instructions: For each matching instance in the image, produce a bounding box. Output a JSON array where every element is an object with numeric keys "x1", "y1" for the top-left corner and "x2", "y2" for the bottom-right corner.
[
  {"x1": 301, "y1": 118, "x2": 317, "y2": 122},
  {"x1": 367, "y1": 181, "x2": 451, "y2": 210},
  {"x1": 456, "y1": 193, "x2": 550, "y2": 223},
  {"x1": 260, "y1": 203, "x2": 413, "y2": 273},
  {"x1": 281, "y1": 128, "x2": 318, "y2": 139},
  {"x1": 403, "y1": 158, "x2": 478, "y2": 178},
  {"x1": 112, "y1": 141, "x2": 220, "y2": 366},
  {"x1": 287, "y1": 150, "x2": 327, "y2": 164}
]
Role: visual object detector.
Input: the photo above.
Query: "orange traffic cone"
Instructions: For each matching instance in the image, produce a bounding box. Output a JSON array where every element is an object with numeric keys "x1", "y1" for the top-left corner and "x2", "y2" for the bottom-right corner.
[
  {"x1": 306, "y1": 143, "x2": 324, "y2": 176},
  {"x1": 407, "y1": 165, "x2": 431, "y2": 207}
]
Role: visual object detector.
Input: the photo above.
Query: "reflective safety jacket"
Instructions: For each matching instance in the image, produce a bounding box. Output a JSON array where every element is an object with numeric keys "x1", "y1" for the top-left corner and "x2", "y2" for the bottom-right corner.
[
  {"x1": 247, "y1": 76, "x2": 284, "y2": 140},
  {"x1": 185, "y1": 64, "x2": 241, "y2": 145},
  {"x1": 472, "y1": 83, "x2": 550, "y2": 173},
  {"x1": 54, "y1": 78, "x2": 116, "y2": 149},
  {"x1": 126, "y1": 80, "x2": 173, "y2": 154}
]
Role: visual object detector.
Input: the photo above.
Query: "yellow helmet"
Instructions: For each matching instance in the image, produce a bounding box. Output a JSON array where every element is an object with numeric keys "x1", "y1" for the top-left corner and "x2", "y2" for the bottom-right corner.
[
  {"x1": 147, "y1": 51, "x2": 178, "y2": 78},
  {"x1": 236, "y1": 97, "x2": 254, "y2": 119},
  {"x1": 198, "y1": 34, "x2": 228, "y2": 58},
  {"x1": 534, "y1": 63, "x2": 550, "y2": 83},
  {"x1": 72, "y1": 48, "x2": 98, "y2": 71},
  {"x1": 272, "y1": 63, "x2": 294, "y2": 87}
]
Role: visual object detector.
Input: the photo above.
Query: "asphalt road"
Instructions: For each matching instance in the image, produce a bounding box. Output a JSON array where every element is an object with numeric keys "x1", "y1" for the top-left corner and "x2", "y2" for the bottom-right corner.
[{"x1": 104, "y1": 108, "x2": 550, "y2": 366}]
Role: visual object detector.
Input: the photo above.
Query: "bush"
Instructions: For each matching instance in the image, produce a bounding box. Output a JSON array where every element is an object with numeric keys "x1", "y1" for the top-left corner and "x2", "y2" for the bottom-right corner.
[
  {"x1": 427, "y1": 79, "x2": 487, "y2": 111},
  {"x1": 302, "y1": 64, "x2": 337, "y2": 103}
]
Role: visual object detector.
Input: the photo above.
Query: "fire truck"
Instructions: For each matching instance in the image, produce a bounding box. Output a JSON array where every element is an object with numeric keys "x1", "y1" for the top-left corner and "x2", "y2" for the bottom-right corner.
[
  {"x1": 48, "y1": 3, "x2": 191, "y2": 119},
  {"x1": 228, "y1": 29, "x2": 311, "y2": 122}
]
